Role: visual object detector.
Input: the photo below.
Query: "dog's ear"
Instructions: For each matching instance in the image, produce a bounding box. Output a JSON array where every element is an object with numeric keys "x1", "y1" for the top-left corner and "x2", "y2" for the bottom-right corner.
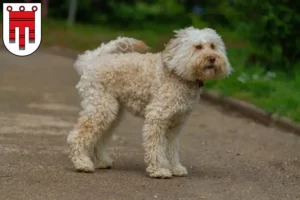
[
  {"x1": 162, "y1": 27, "x2": 194, "y2": 69},
  {"x1": 162, "y1": 27, "x2": 193, "y2": 59},
  {"x1": 161, "y1": 37, "x2": 180, "y2": 67}
]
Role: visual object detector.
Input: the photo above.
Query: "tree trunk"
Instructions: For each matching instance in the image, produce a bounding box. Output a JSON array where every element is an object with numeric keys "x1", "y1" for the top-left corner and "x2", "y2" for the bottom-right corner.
[
  {"x1": 68, "y1": 0, "x2": 78, "y2": 26},
  {"x1": 42, "y1": 0, "x2": 49, "y2": 18}
]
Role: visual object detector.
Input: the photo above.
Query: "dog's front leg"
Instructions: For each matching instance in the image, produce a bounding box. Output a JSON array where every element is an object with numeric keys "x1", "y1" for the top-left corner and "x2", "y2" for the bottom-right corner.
[
  {"x1": 142, "y1": 119, "x2": 172, "y2": 179},
  {"x1": 166, "y1": 124, "x2": 188, "y2": 177}
]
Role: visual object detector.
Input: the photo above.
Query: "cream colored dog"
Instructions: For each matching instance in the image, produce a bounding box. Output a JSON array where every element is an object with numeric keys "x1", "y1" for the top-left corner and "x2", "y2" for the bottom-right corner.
[{"x1": 67, "y1": 27, "x2": 232, "y2": 178}]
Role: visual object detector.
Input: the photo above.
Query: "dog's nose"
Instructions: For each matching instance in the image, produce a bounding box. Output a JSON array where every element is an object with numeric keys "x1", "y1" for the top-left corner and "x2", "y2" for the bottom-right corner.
[{"x1": 209, "y1": 57, "x2": 216, "y2": 63}]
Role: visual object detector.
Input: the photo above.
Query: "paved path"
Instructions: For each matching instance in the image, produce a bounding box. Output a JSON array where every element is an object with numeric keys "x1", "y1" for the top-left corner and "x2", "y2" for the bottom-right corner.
[{"x1": 0, "y1": 49, "x2": 299, "y2": 200}]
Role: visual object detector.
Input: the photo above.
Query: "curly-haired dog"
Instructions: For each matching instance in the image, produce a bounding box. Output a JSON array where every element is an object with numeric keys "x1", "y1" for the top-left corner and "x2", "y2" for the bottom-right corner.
[{"x1": 67, "y1": 27, "x2": 232, "y2": 178}]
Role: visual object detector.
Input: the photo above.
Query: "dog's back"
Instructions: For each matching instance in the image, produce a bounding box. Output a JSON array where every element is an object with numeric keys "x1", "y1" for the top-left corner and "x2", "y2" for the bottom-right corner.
[{"x1": 74, "y1": 37, "x2": 149, "y2": 75}]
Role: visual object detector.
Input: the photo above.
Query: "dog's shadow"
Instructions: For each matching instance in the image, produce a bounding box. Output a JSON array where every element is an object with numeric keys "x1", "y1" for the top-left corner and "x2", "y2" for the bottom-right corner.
[{"x1": 64, "y1": 156, "x2": 146, "y2": 176}]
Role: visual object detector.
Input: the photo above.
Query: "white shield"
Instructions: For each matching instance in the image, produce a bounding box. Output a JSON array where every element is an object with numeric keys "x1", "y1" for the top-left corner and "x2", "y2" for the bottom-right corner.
[{"x1": 2, "y1": 3, "x2": 41, "y2": 57}]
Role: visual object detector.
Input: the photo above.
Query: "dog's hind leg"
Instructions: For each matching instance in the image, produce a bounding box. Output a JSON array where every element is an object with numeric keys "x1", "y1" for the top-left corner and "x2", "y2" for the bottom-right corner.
[
  {"x1": 93, "y1": 109, "x2": 124, "y2": 169},
  {"x1": 166, "y1": 124, "x2": 188, "y2": 177},
  {"x1": 67, "y1": 89, "x2": 119, "y2": 173}
]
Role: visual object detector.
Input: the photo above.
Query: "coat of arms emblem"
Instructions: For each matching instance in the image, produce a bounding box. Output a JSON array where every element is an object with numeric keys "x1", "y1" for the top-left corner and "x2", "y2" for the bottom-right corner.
[{"x1": 2, "y1": 3, "x2": 41, "y2": 56}]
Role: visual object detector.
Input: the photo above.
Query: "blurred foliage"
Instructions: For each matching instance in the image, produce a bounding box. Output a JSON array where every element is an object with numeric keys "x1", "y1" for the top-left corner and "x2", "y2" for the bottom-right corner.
[
  {"x1": 44, "y1": 0, "x2": 300, "y2": 70},
  {"x1": 232, "y1": 0, "x2": 300, "y2": 70},
  {"x1": 105, "y1": 1, "x2": 189, "y2": 28},
  {"x1": 48, "y1": 0, "x2": 190, "y2": 28},
  {"x1": 1, "y1": 0, "x2": 298, "y2": 70}
]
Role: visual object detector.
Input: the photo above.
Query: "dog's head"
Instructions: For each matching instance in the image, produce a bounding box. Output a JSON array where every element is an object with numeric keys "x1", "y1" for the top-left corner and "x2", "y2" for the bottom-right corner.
[{"x1": 162, "y1": 27, "x2": 232, "y2": 82}]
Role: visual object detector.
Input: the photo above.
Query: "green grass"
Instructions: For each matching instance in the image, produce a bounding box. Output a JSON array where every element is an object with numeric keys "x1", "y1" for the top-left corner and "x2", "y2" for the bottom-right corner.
[
  {"x1": 41, "y1": 19, "x2": 175, "y2": 52},
  {"x1": 40, "y1": 20, "x2": 300, "y2": 123},
  {"x1": 205, "y1": 48, "x2": 300, "y2": 122}
]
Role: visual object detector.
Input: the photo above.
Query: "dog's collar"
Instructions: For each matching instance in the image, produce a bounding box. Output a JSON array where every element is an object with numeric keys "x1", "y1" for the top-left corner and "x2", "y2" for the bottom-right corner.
[{"x1": 197, "y1": 80, "x2": 204, "y2": 88}]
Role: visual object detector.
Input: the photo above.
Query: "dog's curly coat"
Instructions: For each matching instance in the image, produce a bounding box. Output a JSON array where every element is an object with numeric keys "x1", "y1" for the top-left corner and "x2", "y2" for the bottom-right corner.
[{"x1": 67, "y1": 27, "x2": 232, "y2": 178}]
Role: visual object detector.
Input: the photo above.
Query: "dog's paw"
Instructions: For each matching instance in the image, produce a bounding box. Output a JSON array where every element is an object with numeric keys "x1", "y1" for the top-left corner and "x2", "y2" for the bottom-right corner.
[
  {"x1": 94, "y1": 157, "x2": 113, "y2": 169},
  {"x1": 72, "y1": 156, "x2": 95, "y2": 173},
  {"x1": 76, "y1": 167, "x2": 95, "y2": 173},
  {"x1": 75, "y1": 162, "x2": 95, "y2": 173},
  {"x1": 147, "y1": 167, "x2": 172, "y2": 179},
  {"x1": 171, "y1": 165, "x2": 188, "y2": 177}
]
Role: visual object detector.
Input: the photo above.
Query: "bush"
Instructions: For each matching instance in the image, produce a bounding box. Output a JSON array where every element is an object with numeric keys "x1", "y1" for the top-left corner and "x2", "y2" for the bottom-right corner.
[
  {"x1": 47, "y1": 0, "x2": 190, "y2": 29},
  {"x1": 99, "y1": 0, "x2": 189, "y2": 28},
  {"x1": 233, "y1": 0, "x2": 300, "y2": 70}
]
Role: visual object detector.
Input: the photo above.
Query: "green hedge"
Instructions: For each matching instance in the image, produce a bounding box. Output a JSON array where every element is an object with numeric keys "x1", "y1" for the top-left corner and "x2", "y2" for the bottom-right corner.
[{"x1": 232, "y1": 0, "x2": 300, "y2": 70}]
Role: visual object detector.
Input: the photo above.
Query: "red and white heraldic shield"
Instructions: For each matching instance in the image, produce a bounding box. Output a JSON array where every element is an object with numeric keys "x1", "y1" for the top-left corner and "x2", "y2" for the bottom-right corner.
[{"x1": 3, "y1": 3, "x2": 41, "y2": 56}]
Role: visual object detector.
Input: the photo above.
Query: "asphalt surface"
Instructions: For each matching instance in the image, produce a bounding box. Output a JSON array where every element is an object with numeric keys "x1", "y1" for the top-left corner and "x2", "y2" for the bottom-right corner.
[{"x1": 0, "y1": 49, "x2": 299, "y2": 200}]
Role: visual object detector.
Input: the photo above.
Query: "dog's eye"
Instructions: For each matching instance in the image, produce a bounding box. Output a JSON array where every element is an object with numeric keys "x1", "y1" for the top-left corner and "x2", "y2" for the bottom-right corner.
[
  {"x1": 195, "y1": 45, "x2": 203, "y2": 50},
  {"x1": 210, "y1": 43, "x2": 215, "y2": 49}
]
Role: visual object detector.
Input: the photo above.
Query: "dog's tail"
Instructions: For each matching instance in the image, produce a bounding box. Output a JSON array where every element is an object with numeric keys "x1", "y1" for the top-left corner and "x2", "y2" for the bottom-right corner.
[{"x1": 74, "y1": 37, "x2": 149, "y2": 75}]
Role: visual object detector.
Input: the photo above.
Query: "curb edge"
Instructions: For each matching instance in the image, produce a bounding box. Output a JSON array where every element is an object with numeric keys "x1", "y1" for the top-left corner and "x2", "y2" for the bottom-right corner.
[{"x1": 202, "y1": 91, "x2": 300, "y2": 136}]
